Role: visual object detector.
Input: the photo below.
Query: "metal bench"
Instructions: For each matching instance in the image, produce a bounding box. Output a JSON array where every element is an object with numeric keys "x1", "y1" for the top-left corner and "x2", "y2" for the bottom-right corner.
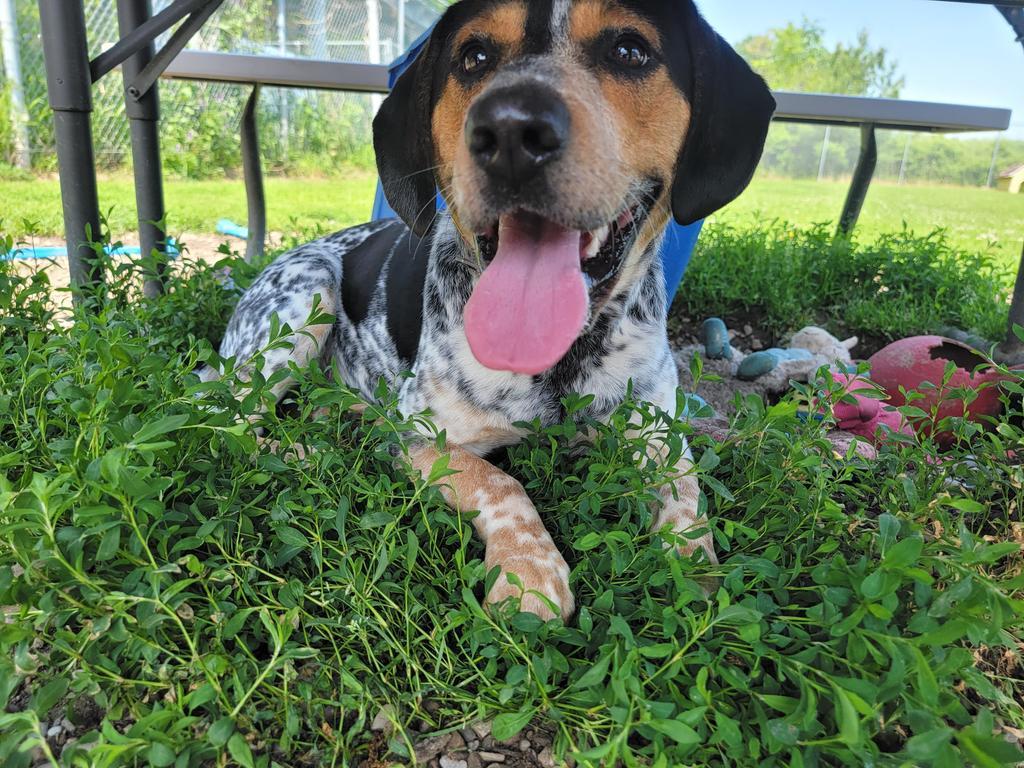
[
  {"x1": 34, "y1": 0, "x2": 1024, "y2": 360},
  {"x1": 159, "y1": 51, "x2": 1012, "y2": 246}
]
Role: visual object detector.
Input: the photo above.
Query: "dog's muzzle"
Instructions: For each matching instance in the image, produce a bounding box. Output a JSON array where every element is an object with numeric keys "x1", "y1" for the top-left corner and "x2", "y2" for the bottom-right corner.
[{"x1": 466, "y1": 84, "x2": 570, "y2": 190}]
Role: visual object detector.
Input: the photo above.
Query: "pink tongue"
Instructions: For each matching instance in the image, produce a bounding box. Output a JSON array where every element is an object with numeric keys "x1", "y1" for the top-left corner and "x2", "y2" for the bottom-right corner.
[{"x1": 464, "y1": 215, "x2": 588, "y2": 375}]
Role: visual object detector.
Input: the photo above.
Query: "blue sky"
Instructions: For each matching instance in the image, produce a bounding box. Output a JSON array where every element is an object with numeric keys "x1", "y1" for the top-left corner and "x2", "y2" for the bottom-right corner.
[{"x1": 699, "y1": 0, "x2": 1024, "y2": 139}]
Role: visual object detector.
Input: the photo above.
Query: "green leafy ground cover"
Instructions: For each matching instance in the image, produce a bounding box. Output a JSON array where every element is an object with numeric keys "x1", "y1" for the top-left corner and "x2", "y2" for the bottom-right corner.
[{"x1": 0, "y1": 222, "x2": 1022, "y2": 767}]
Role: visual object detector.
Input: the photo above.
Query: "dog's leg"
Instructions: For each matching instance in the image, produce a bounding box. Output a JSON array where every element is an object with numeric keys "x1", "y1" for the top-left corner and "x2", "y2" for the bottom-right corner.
[
  {"x1": 407, "y1": 442, "x2": 574, "y2": 621},
  {"x1": 634, "y1": 381, "x2": 718, "y2": 566},
  {"x1": 652, "y1": 445, "x2": 717, "y2": 565}
]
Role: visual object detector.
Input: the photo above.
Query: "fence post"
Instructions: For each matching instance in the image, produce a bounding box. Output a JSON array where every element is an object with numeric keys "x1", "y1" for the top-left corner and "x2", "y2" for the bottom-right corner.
[
  {"x1": 816, "y1": 125, "x2": 831, "y2": 182},
  {"x1": 986, "y1": 133, "x2": 1002, "y2": 189},
  {"x1": 277, "y1": 0, "x2": 289, "y2": 154},
  {"x1": 366, "y1": 0, "x2": 381, "y2": 113},
  {"x1": 0, "y1": 0, "x2": 30, "y2": 169},
  {"x1": 898, "y1": 134, "x2": 912, "y2": 185}
]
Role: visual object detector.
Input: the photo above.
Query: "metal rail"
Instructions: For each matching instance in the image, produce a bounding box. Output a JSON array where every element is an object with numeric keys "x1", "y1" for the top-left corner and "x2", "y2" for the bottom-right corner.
[{"x1": 164, "y1": 53, "x2": 1015, "y2": 241}]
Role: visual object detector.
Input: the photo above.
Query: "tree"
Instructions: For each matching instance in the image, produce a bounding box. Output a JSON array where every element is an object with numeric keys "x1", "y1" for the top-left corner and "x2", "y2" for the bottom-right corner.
[{"x1": 738, "y1": 20, "x2": 904, "y2": 98}]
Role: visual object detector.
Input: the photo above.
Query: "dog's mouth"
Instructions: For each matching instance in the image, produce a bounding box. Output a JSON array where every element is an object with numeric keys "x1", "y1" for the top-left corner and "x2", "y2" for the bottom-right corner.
[
  {"x1": 462, "y1": 196, "x2": 653, "y2": 376},
  {"x1": 474, "y1": 203, "x2": 644, "y2": 292}
]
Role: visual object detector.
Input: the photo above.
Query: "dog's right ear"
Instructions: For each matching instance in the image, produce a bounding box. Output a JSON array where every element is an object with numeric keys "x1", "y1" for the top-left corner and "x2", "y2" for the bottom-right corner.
[{"x1": 373, "y1": 21, "x2": 452, "y2": 237}]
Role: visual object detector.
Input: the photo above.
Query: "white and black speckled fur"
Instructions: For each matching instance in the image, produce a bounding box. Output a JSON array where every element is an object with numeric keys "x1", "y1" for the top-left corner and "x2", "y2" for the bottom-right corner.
[{"x1": 218, "y1": 213, "x2": 677, "y2": 457}]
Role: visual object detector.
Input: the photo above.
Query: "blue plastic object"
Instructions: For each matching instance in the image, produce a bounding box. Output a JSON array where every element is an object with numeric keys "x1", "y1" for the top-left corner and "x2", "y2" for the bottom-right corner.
[
  {"x1": 371, "y1": 27, "x2": 703, "y2": 302},
  {"x1": 3, "y1": 238, "x2": 179, "y2": 261},
  {"x1": 216, "y1": 218, "x2": 249, "y2": 240}
]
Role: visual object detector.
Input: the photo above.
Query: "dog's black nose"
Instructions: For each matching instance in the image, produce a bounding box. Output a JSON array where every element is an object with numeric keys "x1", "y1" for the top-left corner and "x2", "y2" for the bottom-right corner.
[{"x1": 466, "y1": 86, "x2": 570, "y2": 186}]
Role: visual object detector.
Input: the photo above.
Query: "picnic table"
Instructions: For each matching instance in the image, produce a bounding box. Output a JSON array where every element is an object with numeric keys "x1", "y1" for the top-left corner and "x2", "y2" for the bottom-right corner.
[{"x1": 34, "y1": 0, "x2": 1024, "y2": 360}]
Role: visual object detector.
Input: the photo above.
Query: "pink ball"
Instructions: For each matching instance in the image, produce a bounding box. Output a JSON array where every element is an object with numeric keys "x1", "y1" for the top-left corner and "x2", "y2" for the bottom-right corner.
[{"x1": 867, "y1": 336, "x2": 1006, "y2": 443}]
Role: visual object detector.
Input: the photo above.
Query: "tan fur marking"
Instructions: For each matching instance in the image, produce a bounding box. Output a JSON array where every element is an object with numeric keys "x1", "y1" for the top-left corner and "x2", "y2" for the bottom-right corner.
[
  {"x1": 569, "y1": 2, "x2": 661, "y2": 47},
  {"x1": 568, "y1": 0, "x2": 691, "y2": 259},
  {"x1": 408, "y1": 442, "x2": 574, "y2": 620},
  {"x1": 433, "y1": 2, "x2": 527, "y2": 217},
  {"x1": 452, "y1": 3, "x2": 527, "y2": 53}
]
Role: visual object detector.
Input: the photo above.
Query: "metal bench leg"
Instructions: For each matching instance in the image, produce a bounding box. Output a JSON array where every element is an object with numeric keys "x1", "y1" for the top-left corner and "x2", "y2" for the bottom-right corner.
[
  {"x1": 241, "y1": 86, "x2": 266, "y2": 263},
  {"x1": 118, "y1": 0, "x2": 167, "y2": 298},
  {"x1": 38, "y1": 0, "x2": 102, "y2": 297},
  {"x1": 996, "y1": 243, "x2": 1024, "y2": 365},
  {"x1": 837, "y1": 123, "x2": 877, "y2": 237}
]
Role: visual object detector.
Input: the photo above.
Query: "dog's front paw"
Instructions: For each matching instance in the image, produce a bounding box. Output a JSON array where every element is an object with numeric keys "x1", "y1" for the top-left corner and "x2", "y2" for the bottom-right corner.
[
  {"x1": 485, "y1": 550, "x2": 574, "y2": 621},
  {"x1": 677, "y1": 529, "x2": 718, "y2": 566}
]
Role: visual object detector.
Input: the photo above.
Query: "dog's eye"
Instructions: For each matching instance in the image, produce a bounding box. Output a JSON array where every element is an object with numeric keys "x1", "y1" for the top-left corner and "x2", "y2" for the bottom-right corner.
[
  {"x1": 610, "y1": 35, "x2": 650, "y2": 69},
  {"x1": 461, "y1": 44, "x2": 490, "y2": 75}
]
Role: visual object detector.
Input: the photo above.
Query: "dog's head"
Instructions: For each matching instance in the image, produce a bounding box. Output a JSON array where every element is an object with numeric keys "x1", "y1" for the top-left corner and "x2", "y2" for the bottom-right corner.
[{"x1": 374, "y1": 0, "x2": 775, "y2": 375}]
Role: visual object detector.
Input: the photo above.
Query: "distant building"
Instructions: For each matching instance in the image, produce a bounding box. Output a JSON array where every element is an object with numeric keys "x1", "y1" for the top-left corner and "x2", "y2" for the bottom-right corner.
[{"x1": 997, "y1": 163, "x2": 1024, "y2": 193}]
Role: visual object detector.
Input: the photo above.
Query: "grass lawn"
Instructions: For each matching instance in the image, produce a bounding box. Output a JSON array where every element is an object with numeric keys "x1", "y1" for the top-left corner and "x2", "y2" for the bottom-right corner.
[
  {"x1": 1, "y1": 223, "x2": 1022, "y2": 767},
  {"x1": 717, "y1": 177, "x2": 1024, "y2": 271},
  {"x1": 4, "y1": 174, "x2": 1023, "y2": 270},
  {"x1": 2, "y1": 174, "x2": 380, "y2": 239}
]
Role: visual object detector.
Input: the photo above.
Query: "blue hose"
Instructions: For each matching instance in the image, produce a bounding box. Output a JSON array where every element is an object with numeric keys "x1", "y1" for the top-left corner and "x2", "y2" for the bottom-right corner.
[{"x1": 3, "y1": 238, "x2": 179, "y2": 262}]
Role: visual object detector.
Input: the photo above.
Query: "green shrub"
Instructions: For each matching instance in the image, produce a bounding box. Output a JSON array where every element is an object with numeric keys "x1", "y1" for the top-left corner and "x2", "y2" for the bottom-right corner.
[
  {"x1": 0, "y1": 223, "x2": 1022, "y2": 766},
  {"x1": 675, "y1": 222, "x2": 1011, "y2": 347}
]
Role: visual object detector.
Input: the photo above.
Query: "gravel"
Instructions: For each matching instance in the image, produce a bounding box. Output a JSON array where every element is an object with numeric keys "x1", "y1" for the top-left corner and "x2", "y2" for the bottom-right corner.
[{"x1": 401, "y1": 720, "x2": 565, "y2": 768}]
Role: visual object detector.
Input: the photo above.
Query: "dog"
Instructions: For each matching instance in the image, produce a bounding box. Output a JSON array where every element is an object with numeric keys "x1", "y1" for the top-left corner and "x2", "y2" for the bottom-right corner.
[{"x1": 213, "y1": 0, "x2": 774, "y2": 620}]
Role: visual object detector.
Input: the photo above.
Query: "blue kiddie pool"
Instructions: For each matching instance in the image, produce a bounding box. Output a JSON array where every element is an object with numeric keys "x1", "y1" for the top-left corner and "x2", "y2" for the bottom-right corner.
[{"x1": 371, "y1": 29, "x2": 703, "y2": 303}]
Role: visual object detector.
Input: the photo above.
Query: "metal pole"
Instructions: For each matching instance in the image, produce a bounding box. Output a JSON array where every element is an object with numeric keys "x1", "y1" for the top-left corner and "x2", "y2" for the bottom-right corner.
[
  {"x1": 38, "y1": 0, "x2": 102, "y2": 296},
  {"x1": 898, "y1": 133, "x2": 912, "y2": 185},
  {"x1": 90, "y1": 0, "x2": 213, "y2": 82},
  {"x1": 118, "y1": 0, "x2": 166, "y2": 298},
  {"x1": 366, "y1": 0, "x2": 381, "y2": 113},
  {"x1": 126, "y1": 0, "x2": 222, "y2": 101},
  {"x1": 308, "y1": 0, "x2": 327, "y2": 59},
  {"x1": 278, "y1": 0, "x2": 289, "y2": 155},
  {"x1": 397, "y1": 0, "x2": 405, "y2": 51},
  {"x1": 817, "y1": 125, "x2": 831, "y2": 182},
  {"x1": 837, "y1": 123, "x2": 877, "y2": 237},
  {"x1": 986, "y1": 133, "x2": 1002, "y2": 188},
  {"x1": 997, "y1": 243, "x2": 1024, "y2": 364},
  {"x1": 0, "y1": 0, "x2": 30, "y2": 169},
  {"x1": 241, "y1": 86, "x2": 266, "y2": 263}
]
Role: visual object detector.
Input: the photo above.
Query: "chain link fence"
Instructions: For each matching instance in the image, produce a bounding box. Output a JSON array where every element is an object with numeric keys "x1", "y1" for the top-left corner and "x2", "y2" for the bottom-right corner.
[{"x1": 1, "y1": 0, "x2": 442, "y2": 174}]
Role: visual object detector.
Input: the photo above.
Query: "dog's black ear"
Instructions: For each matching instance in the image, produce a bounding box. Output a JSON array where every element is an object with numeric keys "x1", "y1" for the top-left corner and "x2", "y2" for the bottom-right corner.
[
  {"x1": 671, "y1": 9, "x2": 776, "y2": 225},
  {"x1": 373, "y1": 22, "x2": 449, "y2": 236}
]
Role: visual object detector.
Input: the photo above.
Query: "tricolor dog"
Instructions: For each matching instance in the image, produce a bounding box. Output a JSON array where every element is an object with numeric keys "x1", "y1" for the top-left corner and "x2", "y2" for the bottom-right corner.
[{"x1": 214, "y1": 0, "x2": 774, "y2": 619}]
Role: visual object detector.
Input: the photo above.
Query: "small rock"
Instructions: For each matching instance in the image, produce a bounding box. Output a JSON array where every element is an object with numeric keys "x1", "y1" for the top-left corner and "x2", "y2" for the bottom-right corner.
[
  {"x1": 439, "y1": 757, "x2": 468, "y2": 768},
  {"x1": 46, "y1": 724, "x2": 63, "y2": 739},
  {"x1": 743, "y1": 324, "x2": 753, "y2": 336},
  {"x1": 467, "y1": 739, "x2": 479, "y2": 751},
  {"x1": 750, "y1": 337, "x2": 764, "y2": 351},
  {"x1": 467, "y1": 755, "x2": 483, "y2": 768},
  {"x1": 518, "y1": 739, "x2": 532, "y2": 752},
  {"x1": 700, "y1": 318, "x2": 733, "y2": 360},
  {"x1": 460, "y1": 727, "x2": 477, "y2": 744},
  {"x1": 737, "y1": 350, "x2": 781, "y2": 381},
  {"x1": 371, "y1": 704, "x2": 395, "y2": 733},
  {"x1": 60, "y1": 718, "x2": 75, "y2": 734},
  {"x1": 471, "y1": 721, "x2": 492, "y2": 740},
  {"x1": 538, "y1": 747, "x2": 556, "y2": 767},
  {"x1": 414, "y1": 734, "x2": 451, "y2": 763},
  {"x1": 446, "y1": 731, "x2": 466, "y2": 752},
  {"x1": 478, "y1": 752, "x2": 505, "y2": 762}
]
